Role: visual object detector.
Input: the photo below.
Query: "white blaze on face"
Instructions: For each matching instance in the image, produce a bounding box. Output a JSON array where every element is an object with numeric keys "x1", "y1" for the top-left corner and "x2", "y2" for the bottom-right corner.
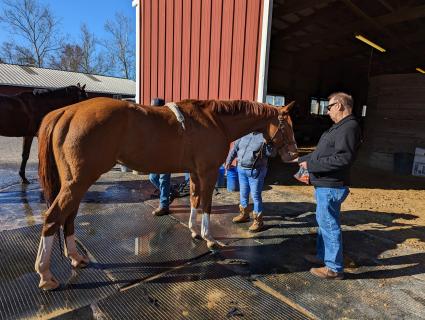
[{"x1": 35, "y1": 236, "x2": 55, "y2": 273}]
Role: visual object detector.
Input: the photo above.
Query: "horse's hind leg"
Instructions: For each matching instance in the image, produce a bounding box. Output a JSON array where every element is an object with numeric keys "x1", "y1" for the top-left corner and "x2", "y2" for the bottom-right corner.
[
  {"x1": 35, "y1": 183, "x2": 87, "y2": 290},
  {"x1": 188, "y1": 173, "x2": 202, "y2": 240},
  {"x1": 19, "y1": 136, "x2": 33, "y2": 184},
  {"x1": 64, "y1": 209, "x2": 89, "y2": 268}
]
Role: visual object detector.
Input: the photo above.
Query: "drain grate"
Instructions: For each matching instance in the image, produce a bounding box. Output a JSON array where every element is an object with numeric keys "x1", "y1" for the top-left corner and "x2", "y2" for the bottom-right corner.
[
  {"x1": 96, "y1": 259, "x2": 309, "y2": 320},
  {"x1": 75, "y1": 203, "x2": 209, "y2": 287},
  {"x1": 0, "y1": 225, "x2": 117, "y2": 320}
]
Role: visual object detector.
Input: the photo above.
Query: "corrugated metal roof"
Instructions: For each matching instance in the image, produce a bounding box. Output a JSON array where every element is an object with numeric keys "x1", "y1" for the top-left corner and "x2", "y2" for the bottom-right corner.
[{"x1": 0, "y1": 63, "x2": 135, "y2": 96}]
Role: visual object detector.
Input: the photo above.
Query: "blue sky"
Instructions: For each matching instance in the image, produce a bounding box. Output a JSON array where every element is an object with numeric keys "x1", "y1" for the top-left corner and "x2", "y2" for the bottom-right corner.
[{"x1": 0, "y1": 0, "x2": 135, "y2": 48}]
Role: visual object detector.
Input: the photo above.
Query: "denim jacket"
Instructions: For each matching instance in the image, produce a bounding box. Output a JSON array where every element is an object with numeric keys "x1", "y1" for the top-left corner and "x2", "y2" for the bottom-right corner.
[{"x1": 226, "y1": 132, "x2": 275, "y2": 169}]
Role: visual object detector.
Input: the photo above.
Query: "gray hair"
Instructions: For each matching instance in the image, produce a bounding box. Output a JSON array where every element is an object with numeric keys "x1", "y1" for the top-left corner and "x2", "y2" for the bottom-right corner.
[{"x1": 328, "y1": 92, "x2": 353, "y2": 110}]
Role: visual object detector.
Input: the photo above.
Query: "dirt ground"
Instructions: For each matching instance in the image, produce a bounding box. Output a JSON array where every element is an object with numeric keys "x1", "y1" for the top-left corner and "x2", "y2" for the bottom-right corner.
[{"x1": 267, "y1": 148, "x2": 425, "y2": 251}]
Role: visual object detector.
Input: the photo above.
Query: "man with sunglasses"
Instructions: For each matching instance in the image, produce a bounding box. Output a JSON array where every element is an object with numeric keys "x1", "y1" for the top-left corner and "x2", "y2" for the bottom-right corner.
[{"x1": 296, "y1": 92, "x2": 361, "y2": 280}]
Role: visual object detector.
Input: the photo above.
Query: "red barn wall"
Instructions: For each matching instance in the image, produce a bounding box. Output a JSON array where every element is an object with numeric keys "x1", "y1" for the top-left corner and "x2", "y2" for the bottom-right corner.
[{"x1": 139, "y1": 0, "x2": 264, "y2": 105}]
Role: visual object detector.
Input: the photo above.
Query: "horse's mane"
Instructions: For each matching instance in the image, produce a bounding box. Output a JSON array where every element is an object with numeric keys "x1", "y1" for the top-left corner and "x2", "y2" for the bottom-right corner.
[{"x1": 182, "y1": 99, "x2": 278, "y2": 118}]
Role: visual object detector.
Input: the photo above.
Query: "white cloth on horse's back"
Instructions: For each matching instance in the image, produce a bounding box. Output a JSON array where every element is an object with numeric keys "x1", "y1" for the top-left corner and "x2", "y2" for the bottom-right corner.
[{"x1": 165, "y1": 102, "x2": 185, "y2": 130}]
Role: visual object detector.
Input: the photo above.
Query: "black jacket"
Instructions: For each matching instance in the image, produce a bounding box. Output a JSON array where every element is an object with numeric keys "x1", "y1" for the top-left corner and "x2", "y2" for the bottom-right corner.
[{"x1": 299, "y1": 114, "x2": 361, "y2": 187}]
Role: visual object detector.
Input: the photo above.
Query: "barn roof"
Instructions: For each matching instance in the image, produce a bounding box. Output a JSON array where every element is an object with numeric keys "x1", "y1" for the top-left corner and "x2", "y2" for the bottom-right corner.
[{"x1": 0, "y1": 63, "x2": 135, "y2": 96}]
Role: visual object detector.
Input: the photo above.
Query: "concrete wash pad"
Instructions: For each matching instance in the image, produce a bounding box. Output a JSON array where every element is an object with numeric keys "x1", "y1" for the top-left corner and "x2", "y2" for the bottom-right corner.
[{"x1": 0, "y1": 170, "x2": 425, "y2": 319}]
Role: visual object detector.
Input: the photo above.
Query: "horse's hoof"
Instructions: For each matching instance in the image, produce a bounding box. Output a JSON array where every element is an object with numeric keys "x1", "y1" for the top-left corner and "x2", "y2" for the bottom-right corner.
[
  {"x1": 70, "y1": 255, "x2": 90, "y2": 269},
  {"x1": 191, "y1": 231, "x2": 202, "y2": 240},
  {"x1": 39, "y1": 277, "x2": 60, "y2": 291},
  {"x1": 206, "y1": 240, "x2": 221, "y2": 250},
  {"x1": 21, "y1": 178, "x2": 30, "y2": 184}
]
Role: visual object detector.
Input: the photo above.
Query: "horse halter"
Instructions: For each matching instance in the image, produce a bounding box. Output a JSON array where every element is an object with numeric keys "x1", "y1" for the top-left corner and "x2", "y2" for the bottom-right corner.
[{"x1": 268, "y1": 114, "x2": 298, "y2": 156}]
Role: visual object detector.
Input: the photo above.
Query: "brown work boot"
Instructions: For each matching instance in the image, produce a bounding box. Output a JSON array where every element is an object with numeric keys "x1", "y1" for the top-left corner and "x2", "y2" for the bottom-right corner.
[
  {"x1": 232, "y1": 205, "x2": 250, "y2": 223},
  {"x1": 310, "y1": 266, "x2": 344, "y2": 280},
  {"x1": 248, "y1": 212, "x2": 264, "y2": 232},
  {"x1": 152, "y1": 207, "x2": 170, "y2": 216},
  {"x1": 304, "y1": 254, "x2": 324, "y2": 265}
]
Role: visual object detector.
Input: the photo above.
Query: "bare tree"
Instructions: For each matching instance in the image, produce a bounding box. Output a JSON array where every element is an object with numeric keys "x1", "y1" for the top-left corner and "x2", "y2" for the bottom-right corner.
[
  {"x1": 1, "y1": 41, "x2": 36, "y2": 65},
  {"x1": 79, "y1": 24, "x2": 109, "y2": 75},
  {"x1": 104, "y1": 12, "x2": 135, "y2": 79},
  {"x1": 50, "y1": 44, "x2": 83, "y2": 72},
  {"x1": 0, "y1": 0, "x2": 62, "y2": 67}
]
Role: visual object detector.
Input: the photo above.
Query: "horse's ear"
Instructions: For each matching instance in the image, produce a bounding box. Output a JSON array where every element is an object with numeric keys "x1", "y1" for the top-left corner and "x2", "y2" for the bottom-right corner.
[
  {"x1": 279, "y1": 101, "x2": 295, "y2": 114},
  {"x1": 82, "y1": 84, "x2": 86, "y2": 90},
  {"x1": 285, "y1": 101, "x2": 295, "y2": 111},
  {"x1": 77, "y1": 83, "x2": 81, "y2": 88}
]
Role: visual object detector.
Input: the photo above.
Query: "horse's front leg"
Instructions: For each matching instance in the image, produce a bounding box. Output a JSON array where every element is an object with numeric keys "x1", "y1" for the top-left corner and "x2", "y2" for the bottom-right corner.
[
  {"x1": 199, "y1": 170, "x2": 221, "y2": 250},
  {"x1": 188, "y1": 173, "x2": 202, "y2": 240},
  {"x1": 19, "y1": 136, "x2": 33, "y2": 184},
  {"x1": 64, "y1": 213, "x2": 89, "y2": 268}
]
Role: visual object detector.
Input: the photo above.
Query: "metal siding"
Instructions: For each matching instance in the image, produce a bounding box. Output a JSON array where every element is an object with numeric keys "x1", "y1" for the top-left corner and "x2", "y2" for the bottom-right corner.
[
  {"x1": 140, "y1": 0, "x2": 265, "y2": 103},
  {"x1": 151, "y1": 0, "x2": 159, "y2": 100},
  {"x1": 173, "y1": 0, "x2": 183, "y2": 101},
  {"x1": 189, "y1": 0, "x2": 201, "y2": 98},
  {"x1": 242, "y1": 0, "x2": 261, "y2": 100},
  {"x1": 181, "y1": 0, "x2": 192, "y2": 100},
  {"x1": 199, "y1": 0, "x2": 212, "y2": 99},
  {"x1": 142, "y1": 0, "x2": 151, "y2": 105},
  {"x1": 157, "y1": 0, "x2": 166, "y2": 100},
  {"x1": 219, "y1": 0, "x2": 235, "y2": 100},
  {"x1": 208, "y1": 0, "x2": 223, "y2": 99},
  {"x1": 165, "y1": 0, "x2": 174, "y2": 102},
  {"x1": 230, "y1": 0, "x2": 247, "y2": 99}
]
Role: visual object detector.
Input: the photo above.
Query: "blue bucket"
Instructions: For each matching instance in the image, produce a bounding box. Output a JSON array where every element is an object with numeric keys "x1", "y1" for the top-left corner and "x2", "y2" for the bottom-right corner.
[
  {"x1": 226, "y1": 166, "x2": 239, "y2": 192},
  {"x1": 216, "y1": 165, "x2": 226, "y2": 187}
]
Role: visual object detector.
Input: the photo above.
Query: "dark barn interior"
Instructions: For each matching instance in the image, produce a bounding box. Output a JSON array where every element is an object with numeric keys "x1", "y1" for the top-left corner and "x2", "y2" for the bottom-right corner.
[{"x1": 267, "y1": 0, "x2": 425, "y2": 173}]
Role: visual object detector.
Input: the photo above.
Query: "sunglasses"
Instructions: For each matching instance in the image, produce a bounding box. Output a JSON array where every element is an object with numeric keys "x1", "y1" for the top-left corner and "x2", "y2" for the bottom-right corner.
[{"x1": 327, "y1": 102, "x2": 338, "y2": 111}]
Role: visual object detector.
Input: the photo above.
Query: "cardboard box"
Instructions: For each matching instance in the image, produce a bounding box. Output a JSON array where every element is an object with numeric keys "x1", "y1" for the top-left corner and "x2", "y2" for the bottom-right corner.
[{"x1": 412, "y1": 151, "x2": 425, "y2": 177}]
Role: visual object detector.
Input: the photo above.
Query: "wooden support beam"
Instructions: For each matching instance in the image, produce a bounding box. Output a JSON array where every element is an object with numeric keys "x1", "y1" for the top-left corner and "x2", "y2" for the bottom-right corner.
[{"x1": 275, "y1": 4, "x2": 425, "y2": 52}]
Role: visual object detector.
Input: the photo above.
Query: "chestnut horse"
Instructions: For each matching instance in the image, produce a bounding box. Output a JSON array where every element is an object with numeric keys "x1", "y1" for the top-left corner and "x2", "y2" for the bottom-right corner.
[
  {"x1": 36, "y1": 97, "x2": 298, "y2": 290},
  {"x1": 0, "y1": 84, "x2": 87, "y2": 183}
]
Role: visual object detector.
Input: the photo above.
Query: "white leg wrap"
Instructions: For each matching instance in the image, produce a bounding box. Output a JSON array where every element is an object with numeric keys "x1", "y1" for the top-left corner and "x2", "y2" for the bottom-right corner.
[
  {"x1": 35, "y1": 236, "x2": 55, "y2": 273},
  {"x1": 201, "y1": 212, "x2": 214, "y2": 241},
  {"x1": 188, "y1": 207, "x2": 197, "y2": 229},
  {"x1": 64, "y1": 235, "x2": 78, "y2": 257}
]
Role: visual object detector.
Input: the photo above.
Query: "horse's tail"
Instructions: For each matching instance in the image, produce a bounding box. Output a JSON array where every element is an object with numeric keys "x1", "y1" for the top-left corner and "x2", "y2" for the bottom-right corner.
[{"x1": 38, "y1": 110, "x2": 65, "y2": 207}]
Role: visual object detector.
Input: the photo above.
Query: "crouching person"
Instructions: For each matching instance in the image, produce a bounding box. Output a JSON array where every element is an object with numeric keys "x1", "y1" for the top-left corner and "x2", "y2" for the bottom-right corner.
[{"x1": 225, "y1": 132, "x2": 275, "y2": 232}]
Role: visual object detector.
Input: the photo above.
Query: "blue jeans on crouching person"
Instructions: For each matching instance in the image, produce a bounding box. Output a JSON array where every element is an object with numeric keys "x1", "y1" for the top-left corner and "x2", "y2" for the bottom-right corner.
[
  {"x1": 149, "y1": 173, "x2": 171, "y2": 209},
  {"x1": 314, "y1": 186, "x2": 350, "y2": 273},
  {"x1": 237, "y1": 166, "x2": 267, "y2": 214}
]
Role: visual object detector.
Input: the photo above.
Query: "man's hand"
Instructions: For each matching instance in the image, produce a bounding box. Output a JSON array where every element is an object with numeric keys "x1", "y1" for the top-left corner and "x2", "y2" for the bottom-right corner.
[
  {"x1": 299, "y1": 161, "x2": 308, "y2": 169},
  {"x1": 224, "y1": 163, "x2": 231, "y2": 170}
]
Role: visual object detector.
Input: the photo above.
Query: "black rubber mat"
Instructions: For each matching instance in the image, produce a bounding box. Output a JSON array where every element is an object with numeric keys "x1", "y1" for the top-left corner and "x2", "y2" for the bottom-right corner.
[
  {"x1": 75, "y1": 203, "x2": 210, "y2": 287},
  {"x1": 95, "y1": 259, "x2": 309, "y2": 320},
  {"x1": 219, "y1": 229, "x2": 425, "y2": 319},
  {"x1": 0, "y1": 225, "x2": 117, "y2": 320}
]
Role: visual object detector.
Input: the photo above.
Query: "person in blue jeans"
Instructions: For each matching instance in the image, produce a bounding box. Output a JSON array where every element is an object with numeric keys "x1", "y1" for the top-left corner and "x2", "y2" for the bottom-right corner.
[
  {"x1": 225, "y1": 132, "x2": 275, "y2": 232},
  {"x1": 148, "y1": 98, "x2": 190, "y2": 215},
  {"x1": 149, "y1": 173, "x2": 172, "y2": 216},
  {"x1": 296, "y1": 92, "x2": 361, "y2": 280}
]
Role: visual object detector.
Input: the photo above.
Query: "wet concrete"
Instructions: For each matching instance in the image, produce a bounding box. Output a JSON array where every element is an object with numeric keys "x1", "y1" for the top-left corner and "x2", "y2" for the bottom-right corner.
[{"x1": 1, "y1": 134, "x2": 425, "y2": 319}]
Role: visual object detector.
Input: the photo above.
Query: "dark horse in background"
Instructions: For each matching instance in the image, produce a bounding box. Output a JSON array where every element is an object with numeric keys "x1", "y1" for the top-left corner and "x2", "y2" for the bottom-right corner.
[
  {"x1": 35, "y1": 97, "x2": 298, "y2": 290},
  {"x1": 0, "y1": 84, "x2": 87, "y2": 183}
]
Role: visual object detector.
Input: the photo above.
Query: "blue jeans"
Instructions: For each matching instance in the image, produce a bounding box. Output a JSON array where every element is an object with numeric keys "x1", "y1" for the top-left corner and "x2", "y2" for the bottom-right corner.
[
  {"x1": 149, "y1": 173, "x2": 171, "y2": 209},
  {"x1": 237, "y1": 166, "x2": 267, "y2": 214},
  {"x1": 314, "y1": 186, "x2": 349, "y2": 273},
  {"x1": 184, "y1": 173, "x2": 190, "y2": 184}
]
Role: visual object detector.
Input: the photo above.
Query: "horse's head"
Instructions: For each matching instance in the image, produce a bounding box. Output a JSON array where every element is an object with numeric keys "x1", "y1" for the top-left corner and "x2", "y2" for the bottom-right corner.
[
  {"x1": 72, "y1": 83, "x2": 88, "y2": 101},
  {"x1": 264, "y1": 101, "x2": 299, "y2": 162}
]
